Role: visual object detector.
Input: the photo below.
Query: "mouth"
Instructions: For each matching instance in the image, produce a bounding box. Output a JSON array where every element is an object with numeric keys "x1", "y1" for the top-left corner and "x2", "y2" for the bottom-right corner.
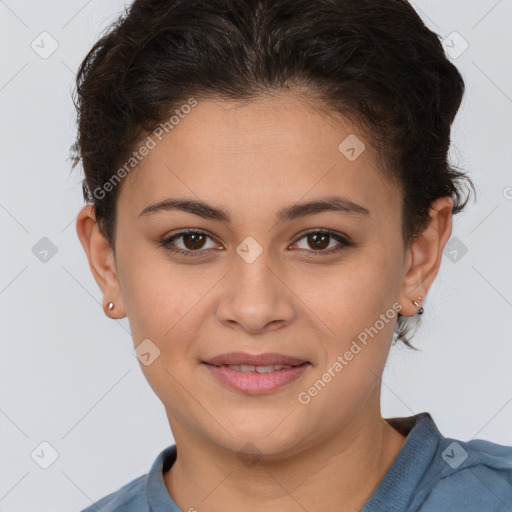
[
  {"x1": 201, "y1": 359, "x2": 312, "y2": 394},
  {"x1": 203, "y1": 362, "x2": 306, "y2": 373},
  {"x1": 203, "y1": 351, "x2": 310, "y2": 368}
]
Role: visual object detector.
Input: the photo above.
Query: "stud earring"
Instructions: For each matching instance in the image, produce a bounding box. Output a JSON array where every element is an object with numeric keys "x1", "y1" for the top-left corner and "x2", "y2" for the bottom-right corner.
[
  {"x1": 107, "y1": 302, "x2": 114, "y2": 311},
  {"x1": 411, "y1": 296, "x2": 424, "y2": 315}
]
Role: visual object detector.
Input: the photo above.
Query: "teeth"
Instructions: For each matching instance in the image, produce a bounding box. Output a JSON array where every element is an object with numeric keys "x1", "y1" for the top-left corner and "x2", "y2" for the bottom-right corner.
[{"x1": 223, "y1": 364, "x2": 294, "y2": 373}]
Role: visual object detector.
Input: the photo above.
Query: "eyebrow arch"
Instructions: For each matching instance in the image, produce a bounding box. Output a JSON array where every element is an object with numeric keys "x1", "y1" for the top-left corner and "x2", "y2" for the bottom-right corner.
[{"x1": 138, "y1": 195, "x2": 370, "y2": 223}]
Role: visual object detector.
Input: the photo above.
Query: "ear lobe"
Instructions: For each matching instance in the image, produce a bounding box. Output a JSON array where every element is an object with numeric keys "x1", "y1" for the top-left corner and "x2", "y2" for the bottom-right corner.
[
  {"x1": 399, "y1": 196, "x2": 453, "y2": 316},
  {"x1": 75, "y1": 205, "x2": 126, "y2": 318}
]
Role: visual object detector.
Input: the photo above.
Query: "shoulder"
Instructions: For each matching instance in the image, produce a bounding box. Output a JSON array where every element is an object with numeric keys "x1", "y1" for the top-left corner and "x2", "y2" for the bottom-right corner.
[
  {"x1": 419, "y1": 436, "x2": 512, "y2": 511},
  {"x1": 79, "y1": 474, "x2": 148, "y2": 512},
  {"x1": 78, "y1": 444, "x2": 177, "y2": 512}
]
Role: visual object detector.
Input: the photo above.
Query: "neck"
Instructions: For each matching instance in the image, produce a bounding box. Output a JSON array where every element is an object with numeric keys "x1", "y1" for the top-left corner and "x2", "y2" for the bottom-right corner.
[{"x1": 163, "y1": 403, "x2": 407, "y2": 512}]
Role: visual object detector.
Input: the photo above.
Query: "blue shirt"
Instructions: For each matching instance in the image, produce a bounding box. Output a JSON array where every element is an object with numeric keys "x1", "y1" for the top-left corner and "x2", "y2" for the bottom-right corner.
[{"x1": 80, "y1": 412, "x2": 512, "y2": 511}]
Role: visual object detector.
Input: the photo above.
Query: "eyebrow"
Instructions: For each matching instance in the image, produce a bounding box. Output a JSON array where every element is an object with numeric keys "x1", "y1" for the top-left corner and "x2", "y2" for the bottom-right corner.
[{"x1": 138, "y1": 195, "x2": 370, "y2": 223}]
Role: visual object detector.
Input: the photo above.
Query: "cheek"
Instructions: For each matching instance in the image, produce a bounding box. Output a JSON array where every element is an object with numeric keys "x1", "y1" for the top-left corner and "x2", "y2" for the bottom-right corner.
[
  {"x1": 116, "y1": 242, "x2": 198, "y2": 338},
  {"x1": 293, "y1": 249, "x2": 397, "y2": 324},
  {"x1": 117, "y1": 271, "x2": 166, "y2": 344},
  {"x1": 120, "y1": 271, "x2": 204, "y2": 406},
  {"x1": 291, "y1": 246, "x2": 402, "y2": 381},
  {"x1": 117, "y1": 250, "x2": 215, "y2": 394}
]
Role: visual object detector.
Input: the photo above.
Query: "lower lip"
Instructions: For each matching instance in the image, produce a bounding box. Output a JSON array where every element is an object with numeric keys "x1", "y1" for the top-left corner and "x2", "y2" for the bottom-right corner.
[{"x1": 202, "y1": 363, "x2": 311, "y2": 394}]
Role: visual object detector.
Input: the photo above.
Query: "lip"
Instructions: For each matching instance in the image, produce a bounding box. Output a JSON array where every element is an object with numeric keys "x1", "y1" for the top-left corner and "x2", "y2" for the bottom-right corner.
[
  {"x1": 202, "y1": 362, "x2": 311, "y2": 395},
  {"x1": 203, "y1": 352, "x2": 309, "y2": 367}
]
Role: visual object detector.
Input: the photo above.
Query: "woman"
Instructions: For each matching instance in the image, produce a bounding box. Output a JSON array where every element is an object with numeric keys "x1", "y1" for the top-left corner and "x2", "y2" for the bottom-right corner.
[{"x1": 73, "y1": 0, "x2": 512, "y2": 510}]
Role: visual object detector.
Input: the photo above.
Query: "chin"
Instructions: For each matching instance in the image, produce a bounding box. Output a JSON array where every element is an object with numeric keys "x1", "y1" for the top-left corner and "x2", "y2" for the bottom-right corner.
[{"x1": 212, "y1": 427, "x2": 305, "y2": 459}]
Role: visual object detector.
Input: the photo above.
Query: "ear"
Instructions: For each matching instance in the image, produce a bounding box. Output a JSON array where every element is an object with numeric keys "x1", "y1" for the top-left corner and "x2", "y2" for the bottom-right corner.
[
  {"x1": 75, "y1": 205, "x2": 126, "y2": 319},
  {"x1": 399, "y1": 196, "x2": 453, "y2": 316}
]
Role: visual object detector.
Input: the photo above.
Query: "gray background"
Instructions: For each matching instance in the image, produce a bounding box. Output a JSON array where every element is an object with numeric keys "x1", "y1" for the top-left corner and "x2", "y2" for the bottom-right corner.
[{"x1": 1, "y1": 0, "x2": 511, "y2": 510}]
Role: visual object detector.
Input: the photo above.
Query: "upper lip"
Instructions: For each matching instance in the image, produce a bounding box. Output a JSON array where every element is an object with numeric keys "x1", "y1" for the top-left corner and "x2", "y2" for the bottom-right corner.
[{"x1": 203, "y1": 352, "x2": 309, "y2": 367}]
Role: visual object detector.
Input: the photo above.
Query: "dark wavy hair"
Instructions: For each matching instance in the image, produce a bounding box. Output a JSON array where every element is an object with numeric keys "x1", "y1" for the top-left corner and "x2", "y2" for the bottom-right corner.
[{"x1": 71, "y1": 0, "x2": 475, "y2": 348}]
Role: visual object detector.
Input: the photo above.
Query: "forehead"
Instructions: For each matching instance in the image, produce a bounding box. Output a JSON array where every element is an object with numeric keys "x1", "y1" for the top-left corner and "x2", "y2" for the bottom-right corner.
[{"x1": 118, "y1": 94, "x2": 400, "y2": 223}]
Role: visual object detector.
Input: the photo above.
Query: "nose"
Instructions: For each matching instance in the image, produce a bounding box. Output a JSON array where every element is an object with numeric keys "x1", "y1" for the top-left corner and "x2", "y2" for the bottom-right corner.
[{"x1": 215, "y1": 249, "x2": 295, "y2": 335}]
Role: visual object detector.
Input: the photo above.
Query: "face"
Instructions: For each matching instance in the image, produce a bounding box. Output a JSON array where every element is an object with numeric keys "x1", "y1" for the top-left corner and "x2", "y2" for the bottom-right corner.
[{"x1": 80, "y1": 93, "x2": 435, "y2": 458}]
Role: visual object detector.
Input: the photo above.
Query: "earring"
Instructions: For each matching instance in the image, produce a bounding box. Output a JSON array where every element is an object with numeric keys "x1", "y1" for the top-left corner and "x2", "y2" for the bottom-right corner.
[
  {"x1": 411, "y1": 296, "x2": 424, "y2": 315},
  {"x1": 107, "y1": 302, "x2": 114, "y2": 311}
]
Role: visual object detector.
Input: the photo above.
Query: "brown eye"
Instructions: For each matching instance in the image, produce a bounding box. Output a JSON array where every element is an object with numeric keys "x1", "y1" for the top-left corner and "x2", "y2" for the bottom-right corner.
[
  {"x1": 160, "y1": 229, "x2": 219, "y2": 257},
  {"x1": 182, "y1": 232, "x2": 207, "y2": 250},
  {"x1": 306, "y1": 232, "x2": 330, "y2": 250},
  {"x1": 293, "y1": 229, "x2": 351, "y2": 255}
]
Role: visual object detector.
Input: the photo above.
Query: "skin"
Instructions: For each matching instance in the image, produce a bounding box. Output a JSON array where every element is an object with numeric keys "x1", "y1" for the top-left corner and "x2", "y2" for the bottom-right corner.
[{"x1": 76, "y1": 92, "x2": 453, "y2": 511}]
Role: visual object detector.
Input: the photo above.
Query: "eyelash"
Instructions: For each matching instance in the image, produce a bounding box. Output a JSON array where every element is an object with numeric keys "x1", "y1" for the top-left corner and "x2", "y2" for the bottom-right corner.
[{"x1": 158, "y1": 228, "x2": 353, "y2": 259}]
